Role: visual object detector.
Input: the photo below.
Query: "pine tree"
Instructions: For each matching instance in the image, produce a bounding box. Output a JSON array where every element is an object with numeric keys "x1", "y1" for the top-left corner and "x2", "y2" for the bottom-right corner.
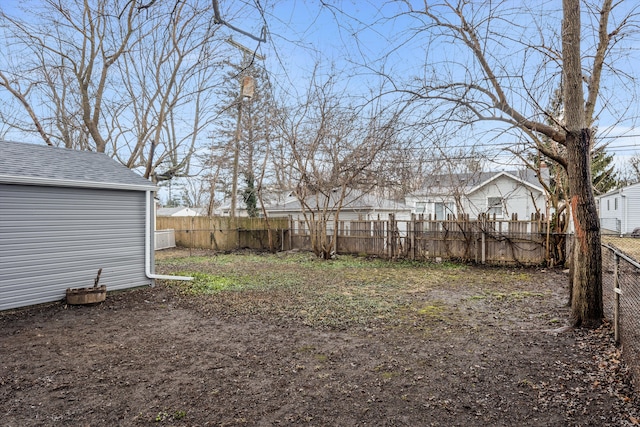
[{"x1": 591, "y1": 144, "x2": 617, "y2": 195}]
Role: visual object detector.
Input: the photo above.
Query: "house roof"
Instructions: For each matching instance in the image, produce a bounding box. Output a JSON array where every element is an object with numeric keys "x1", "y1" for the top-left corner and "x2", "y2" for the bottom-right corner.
[
  {"x1": 596, "y1": 181, "x2": 640, "y2": 199},
  {"x1": 410, "y1": 169, "x2": 545, "y2": 196},
  {"x1": 157, "y1": 207, "x2": 203, "y2": 216},
  {"x1": 265, "y1": 189, "x2": 412, "y2": 214},
  {"x1": 0, "y1": 140, "x2": 155, "y2": 191},
  {"x1": 217, "y1": 189, "x2": 293, "y2": 213},
  {"x1": 466, "y1": 171, "x2": 545, "y2": 195}
]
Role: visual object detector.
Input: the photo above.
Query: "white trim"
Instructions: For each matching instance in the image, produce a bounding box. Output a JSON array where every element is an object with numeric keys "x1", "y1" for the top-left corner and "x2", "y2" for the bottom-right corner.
[
  {"x1": 0, "y1": 174, "x2": 156, "y2": 191},
  {"x1": 466, "y1": 171, "x2": 545, "y2": 196},
  {"x1": 622, "y1": 193, "x2": 627, "y2": 237},
  {"x1": 597, "y1": 181, "x2": 640, "y2": 199}
]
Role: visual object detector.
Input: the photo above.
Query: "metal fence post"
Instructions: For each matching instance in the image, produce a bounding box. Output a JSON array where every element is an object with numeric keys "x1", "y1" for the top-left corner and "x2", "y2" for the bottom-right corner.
[
  {"x1": 410, "y1": 214, "x2": 416, "y2": 260},
  {"x1": 613, "y1": 252, "x2": 621, "y2": 345}
]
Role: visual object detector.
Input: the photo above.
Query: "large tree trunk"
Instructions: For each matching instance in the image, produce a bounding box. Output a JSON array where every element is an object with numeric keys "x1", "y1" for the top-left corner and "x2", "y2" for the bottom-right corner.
[
  {"x1": 567, "y1": 130, "x2": 603, "y2": 327},
  {"x1": 563, "y1": 0, "x2": 603, "y2": 327}
]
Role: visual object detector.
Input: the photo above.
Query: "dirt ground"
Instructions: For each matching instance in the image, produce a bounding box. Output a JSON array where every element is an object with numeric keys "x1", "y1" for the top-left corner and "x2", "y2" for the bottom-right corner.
[{"x1": 1, "y1": 251, "x2": 639, "y2": 426}]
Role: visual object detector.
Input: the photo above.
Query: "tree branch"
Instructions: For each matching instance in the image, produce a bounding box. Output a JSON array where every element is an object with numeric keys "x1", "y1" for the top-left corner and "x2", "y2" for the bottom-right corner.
[{"x1": 212, "y1": 0, "x2": 267, "y2": 42}]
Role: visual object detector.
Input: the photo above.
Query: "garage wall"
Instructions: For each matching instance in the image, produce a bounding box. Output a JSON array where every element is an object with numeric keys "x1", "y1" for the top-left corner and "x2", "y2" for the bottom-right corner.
[{"x1": 0, "y1": 184, "x2": 151, "y2": 310}]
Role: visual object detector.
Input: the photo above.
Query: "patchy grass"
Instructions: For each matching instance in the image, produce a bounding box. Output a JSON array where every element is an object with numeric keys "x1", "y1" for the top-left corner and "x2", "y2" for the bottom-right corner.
[
  {"x1": 469, "y1": 290, "x2": 548, "y2": 302},
  {"x1": 416, "y1": 302, "x2": 446, "y2": 317},
  {"x1": 156, "y1": 250, "x2": 556, "y2": 330},
  {"x1": 177, "y1": 273, "x2": 236, "y2": 294}
]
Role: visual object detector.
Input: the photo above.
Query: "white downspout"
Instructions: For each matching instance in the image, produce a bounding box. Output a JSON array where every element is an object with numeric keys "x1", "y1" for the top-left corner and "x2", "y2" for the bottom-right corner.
[{"x1": 145, "y1": 191, "x2": 193, "y2": 281}]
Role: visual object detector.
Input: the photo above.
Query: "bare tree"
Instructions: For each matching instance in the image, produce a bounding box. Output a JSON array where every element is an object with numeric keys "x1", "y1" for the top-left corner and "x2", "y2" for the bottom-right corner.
[
  {"x1": 561, "y1": 0, "x2": 603, "y2": 326},
  {"x1": 0, "y1": 0, "x2": 242, "y2": 179},
  {"x1": 112, "y1": 0, "x2": 226, "y2": 179},
  {"x1": 274, "y1": 71, "x2": 404, "y2": 258},
  {"x1": 0, "y1": 71, "x2": 54, "y2": 146},
  {"x1": 618, "y1": 153, "x2": 640, "y2": 185},
  {"x1": 352, "y1": 0, "x2": 639, "y2": 327},
  {"x1": 0, "y1": 0, "x2": 137, "y2": 150}
]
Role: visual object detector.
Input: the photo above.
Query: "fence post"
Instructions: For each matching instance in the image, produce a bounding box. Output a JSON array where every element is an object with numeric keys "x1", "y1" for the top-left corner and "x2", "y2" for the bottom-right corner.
[
  {"x1": 236, "y1": 217, "x2": 240, "y2": 249},
  {"x1": 189, "y1": 216, "x2": 194, "y2": 256},
  {"x1": 613, "y1": 252, "x2": 621, "y2": 345},
  {"x1": 481, "y1": 214, "x2": 486, "y2": 264},
  {"x1": 387, "y1": 213, "x2": 392, "y2": 259},
  {"x1": 410, "y1": 213, "x2": 416, "y2": 260}
]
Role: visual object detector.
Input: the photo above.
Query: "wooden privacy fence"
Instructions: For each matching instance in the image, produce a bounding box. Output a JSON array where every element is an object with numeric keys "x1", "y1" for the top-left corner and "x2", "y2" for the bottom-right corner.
[
  {"x1": 156, "y1": 216, "x2": 290, "y2": 252},
  {"x1": 158, "y1": 214, "x2": 565, "y2": 266},
  {"x1": 290, "y1": 213, "x2": 564, "y2": 266}
]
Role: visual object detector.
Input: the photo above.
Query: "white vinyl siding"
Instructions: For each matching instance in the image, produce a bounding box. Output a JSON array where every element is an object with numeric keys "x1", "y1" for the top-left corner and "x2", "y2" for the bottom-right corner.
[
  {"x1": 0, "y1": 184, "x2": 150, "y2": 310},
  {"x1": 465, "y1": 175, "x2": 544, "y2": 220}
]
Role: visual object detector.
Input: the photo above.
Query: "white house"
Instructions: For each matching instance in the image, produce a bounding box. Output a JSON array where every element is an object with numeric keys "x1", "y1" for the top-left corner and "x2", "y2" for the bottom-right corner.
[
  {"x1": 597, "y1": 181, "x2": 640, "y2": 234},
  {"x1": 406, "y1": 169, "x2": 548, "y2": 220},
  {"x1": 264, "y1": 189, "x2": 413, "y2": 222},
  {"x1": 215, "y1": 190, "x2": 291, "y2": 217}
]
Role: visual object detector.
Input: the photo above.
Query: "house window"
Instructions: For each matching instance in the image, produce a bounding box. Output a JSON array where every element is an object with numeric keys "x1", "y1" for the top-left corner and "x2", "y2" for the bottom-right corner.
[
  {"x1": 434, "y1": 202, "x2": 454, "y2": 220},
  {"x1": 615, "y1": 198, "x2": 618, "y2": 210},
  {"x1": 607, "y1": 199, "x2": 610, "y2": 211},
  {"x1": 415, "y1": 202, "x2": 427, "y2": 214},
  {"x1": 487, "y1": 197, "x2": 503, "y2": 217}
]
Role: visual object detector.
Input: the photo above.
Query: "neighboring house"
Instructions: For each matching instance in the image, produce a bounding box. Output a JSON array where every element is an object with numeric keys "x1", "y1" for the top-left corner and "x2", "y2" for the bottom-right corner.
[
  {"x1": 0, "y1": 140, "x2": 180, "y2": 311},
  {"x1": 264, "y1": 189, "x2": 413, "y2": 223},
  {"x1": 216, "y1": 190, "x2": 295, "y2": 217},
  {"x1": 214, "y1": 200, "x2": 250, "y2": 217},
  {"x1": 597, "y1": 181, "x2": 640, "y2": 234},
  {"x1": 406, "y1": 169, "x2": 548, "y2": 220},
  {"x1": 157, "y1": 206, "x2": 203, "y2": 217}
]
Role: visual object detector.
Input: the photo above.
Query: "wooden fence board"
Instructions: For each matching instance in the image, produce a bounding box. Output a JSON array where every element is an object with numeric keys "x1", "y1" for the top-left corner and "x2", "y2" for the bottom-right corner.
[
  {"x1": 309, "y1": 214, "x2": 552, "y2": 266},
  {"x1": 157, "y1": 216, "x2": 289, "y2": 251},
  {"x1": 156, "y1": 214, "x2": 559, "y2": 266}
]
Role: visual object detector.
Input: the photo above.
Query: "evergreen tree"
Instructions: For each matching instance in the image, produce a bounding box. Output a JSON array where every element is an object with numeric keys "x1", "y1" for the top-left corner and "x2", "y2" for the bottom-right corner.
[
  {"x1": 591, "y1": 144, "x2": 617, "y2": 195},
  {"x1": 242, "y1": 173, "x2": 259, "y2": 218}
]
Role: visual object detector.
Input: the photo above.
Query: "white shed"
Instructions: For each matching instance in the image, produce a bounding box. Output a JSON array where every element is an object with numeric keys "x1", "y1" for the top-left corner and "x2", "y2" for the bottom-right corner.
[{"x1": 0, "y1": 141, "x2": 186, "y2": 310}]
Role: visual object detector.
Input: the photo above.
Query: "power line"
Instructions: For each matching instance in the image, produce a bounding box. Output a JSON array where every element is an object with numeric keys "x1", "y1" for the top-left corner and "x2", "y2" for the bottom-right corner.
[{"x1": 600, "y1": 134, "x2": 640, "y2": 139}]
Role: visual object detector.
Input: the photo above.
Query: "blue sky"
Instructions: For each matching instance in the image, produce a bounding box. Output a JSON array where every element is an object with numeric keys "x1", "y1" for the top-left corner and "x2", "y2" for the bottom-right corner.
[
  {"x1": 1, "y1": 0, "x2": 639, "y2": 175},
  {"x1": 242, "y1": 1, "x2": 640, "y2": 169}
]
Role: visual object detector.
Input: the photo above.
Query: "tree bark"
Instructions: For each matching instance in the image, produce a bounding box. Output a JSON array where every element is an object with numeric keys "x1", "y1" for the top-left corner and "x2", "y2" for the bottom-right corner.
[
  {"x1": 563, "y1": 0, "x2": 603, "y2": 327},
  {"x1": 566, "y1": 129, "x2": 603, "y2": 327}
]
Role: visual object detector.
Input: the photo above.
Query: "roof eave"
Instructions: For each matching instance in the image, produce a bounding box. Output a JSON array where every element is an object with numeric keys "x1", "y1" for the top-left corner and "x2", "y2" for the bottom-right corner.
[
  {"x1": 466, "y1": 171, "x2": 545, "y2": 195},
  {"x1": 0, "y1": 174, "x2": 157, "y2": 191}
]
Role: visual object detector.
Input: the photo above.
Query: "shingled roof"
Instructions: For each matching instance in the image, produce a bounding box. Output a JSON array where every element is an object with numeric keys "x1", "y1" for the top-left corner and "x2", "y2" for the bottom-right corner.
[
  {"x1": 0, "y1": 140, "x2": 155, "y2": 191},
  {"x1": 410, "y1": 169, "x2": 545, "y2": 197},
  {"x1": 265, "y1": 188, "x2": 412, "y2": 213}
]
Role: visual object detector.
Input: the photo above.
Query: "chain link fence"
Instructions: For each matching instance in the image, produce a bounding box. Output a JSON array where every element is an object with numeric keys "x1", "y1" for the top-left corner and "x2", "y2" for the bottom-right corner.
[{"x1": 601, "y1": 233, "x2": 640, "y2": 386}]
